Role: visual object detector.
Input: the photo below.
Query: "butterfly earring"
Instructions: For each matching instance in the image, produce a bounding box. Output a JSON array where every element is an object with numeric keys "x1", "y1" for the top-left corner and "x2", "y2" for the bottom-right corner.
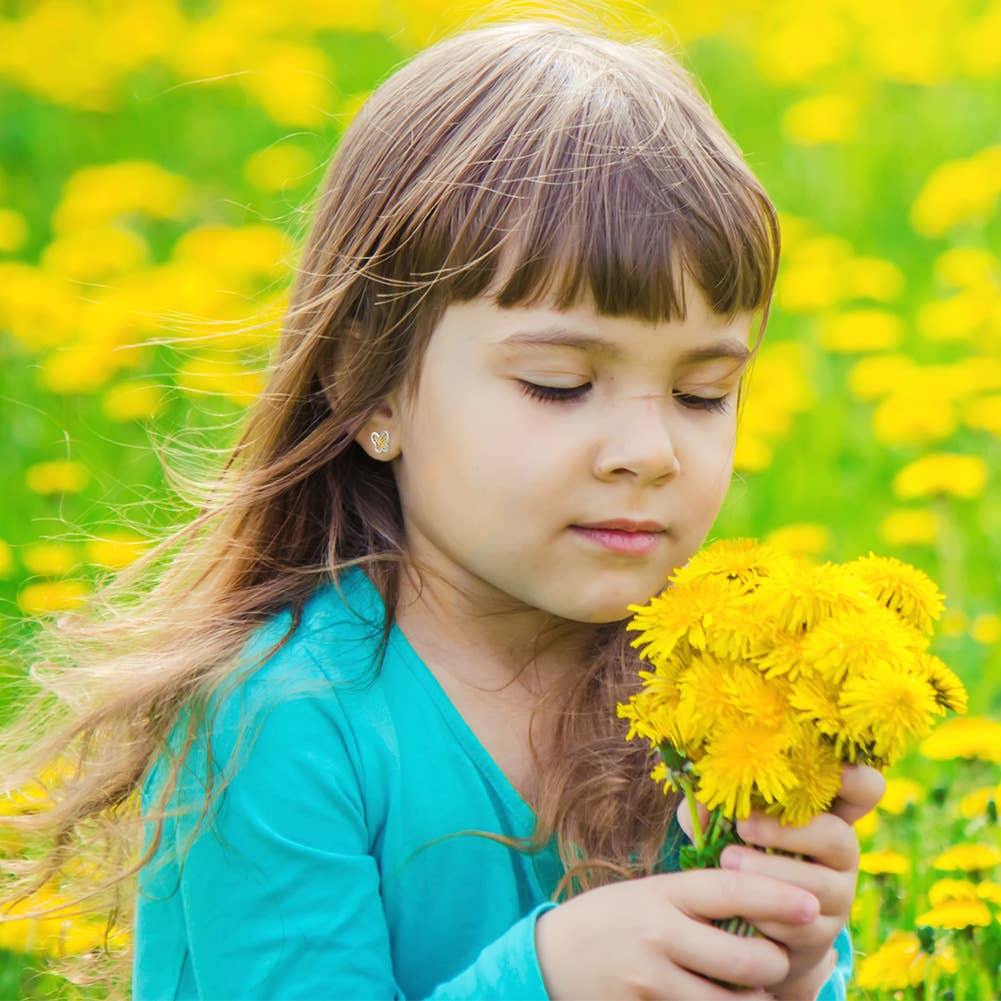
[{"x1": 370, "y1": 430, "x2": 390, "y2": 454}]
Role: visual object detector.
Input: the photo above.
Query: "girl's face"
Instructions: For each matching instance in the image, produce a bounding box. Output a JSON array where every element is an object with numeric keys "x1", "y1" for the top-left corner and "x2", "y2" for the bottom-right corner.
[{"x1": 366, "y1": 270, "x2": 753, "y2": 629}]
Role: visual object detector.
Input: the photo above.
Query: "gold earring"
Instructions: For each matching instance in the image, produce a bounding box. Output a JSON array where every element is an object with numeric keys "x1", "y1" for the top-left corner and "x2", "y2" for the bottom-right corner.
[{"x1": 370, "y1": 430, "x2": 390, "y2": 454}]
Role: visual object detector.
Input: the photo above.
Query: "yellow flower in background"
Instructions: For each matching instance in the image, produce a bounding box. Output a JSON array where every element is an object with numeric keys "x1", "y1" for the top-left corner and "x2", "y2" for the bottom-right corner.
[
  {"x1": 101, "y1": 380, "x2": 167, "y2": 423},
  {"x1": 854, "y1": 809, "x2": 879, "y2": 839},
  {"x1": 819, "y1": 309, "x2": 904, "y2": 354},
  {"x1": 879, "y1": 777, "x2": 926, "y2": 814},
  {"x1": 0, "y1": 206, "x2": 29, "y2": 252},
  {"x1": 933, "y1": 843, "x2": 1001, "y2": 873},
  {"x1": 52, "y1": 161, "x2": 193, "y2": 233},
  {"x1": 910, "y1": 146, "x2": 1001, "y2": 237},
  {"x1": 917, "y1": 287, "x2": 996, "y2": 343},
  {"x1": 84, "y1": 532, "x2": 151, "y2": 570},
  {"x1": 25, "y1": 461, "x2": 89, "y2": 495},
  {"x1": 916, "y1": 898, "x2": 992, "y2": 929},
  {"x1": 856, "y1": 929, "x2": 958, "y2": 990},
  {"x1": 0, "y1": 261, "x2": 84, "y2": 350},
  {"x1": 776, "y1": 235, "x2": 853, "y2": 312},
  {"x1": 171, "y1": 223, "x2": 293, "y2": 295},
  {"x1": 872, "y1": 392, "x2": 957, "y2": 446},
  {"x1": 971, "y1": 614, "x2": 1001, "y2": 645},
  {"x1": 781, "y1": 93, "x2": 860, "y2": 145},
  {"x1": 879, "y1": 508, "x2": 940, "y2": 547},
  {"x1": 237, "y1": 41, "x2": 337, "y2": 128},
  {"x1": 959, "y1": 786, "x2": 998, "y2": 819},
  {"x1": 40, "y1": 224, "x2": 149, "y2": 283},
  {"x1": 892, "y1": 454, "x2": 988, "y2": 500},
  {"x1": 977, "y1": 882, "x2": 1001, "y2": 906},
  {"x1": 244, "y1": 144, "x2": 316, "y2": 192},
  {"x1": 848, "y1": 353, "x2": 918, "y2": 401},
  {"x1": 842, "y1": 256, "x2": 906, "y2": 302},
  {"x1": 764, "y1": 524, "x2": 830, "y2": 559},
  {"x1": 929, "y1": 878, "x2": 980, "y2": 906},
  {"x1": 175, "y1": 354, "x2": 267, "y2": 407},
  {"x1": 859, "y1": 849, "x2": 910, "y2": 875},
  {"x1": 921, "y1": 716, "x2": 1001, "y2": 761},
  {"x1": 0, "y1": 539, "x2": 13, "y2": 577},
  {"x1": 17, "y1": 581, "x2": 91, "y2": 616},
  {"x1": 40, "y1": 340, "x2": 123, "y2": 395},
  {"x1": 21, "y1": 543, "x2": 80, "y2": 577},
  {"x1": 933, "y1": 247, "x2": 999, "y2": 289},
  {"x1": 964, "y1": 395, "x2": 1001, "y2": 437}
]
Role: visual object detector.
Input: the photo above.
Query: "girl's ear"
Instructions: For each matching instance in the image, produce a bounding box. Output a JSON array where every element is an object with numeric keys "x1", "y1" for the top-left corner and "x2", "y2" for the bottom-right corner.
[{"x1": 354, "y1": 397, "x2": 402, "y2": 460}]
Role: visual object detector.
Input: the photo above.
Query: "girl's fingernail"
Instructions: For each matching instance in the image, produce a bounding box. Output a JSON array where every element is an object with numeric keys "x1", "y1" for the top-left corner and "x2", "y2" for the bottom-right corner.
[
  {"x1": 800, "y1": 894, "x2": 821, "y2": 921},
  {"x1": 720, "y1": 849, "x2": 741, "y2": 870}
]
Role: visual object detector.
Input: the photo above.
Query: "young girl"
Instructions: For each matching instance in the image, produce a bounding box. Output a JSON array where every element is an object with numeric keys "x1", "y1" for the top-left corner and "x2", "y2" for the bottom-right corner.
[{"x1": 0, "y1": 11, "x2": 884, "y2": 1001}]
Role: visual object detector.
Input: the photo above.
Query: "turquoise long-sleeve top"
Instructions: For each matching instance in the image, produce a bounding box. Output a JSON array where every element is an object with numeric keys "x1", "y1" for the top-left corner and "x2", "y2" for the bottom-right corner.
[{"x1": 132, "y1": 563, "x2": 854, "y2": 1000}]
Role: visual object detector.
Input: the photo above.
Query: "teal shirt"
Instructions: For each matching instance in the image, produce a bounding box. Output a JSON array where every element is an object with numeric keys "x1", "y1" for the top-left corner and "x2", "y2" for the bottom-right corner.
[{"x1": 132, "y1": 564, "x2": 853, "y2": 1000}]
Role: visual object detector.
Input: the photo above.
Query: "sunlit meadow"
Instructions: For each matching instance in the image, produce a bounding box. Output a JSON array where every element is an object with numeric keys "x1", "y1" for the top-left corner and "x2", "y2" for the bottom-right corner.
[{"x1": 0, "y1": 0, "x2": 999, "y2": 998}]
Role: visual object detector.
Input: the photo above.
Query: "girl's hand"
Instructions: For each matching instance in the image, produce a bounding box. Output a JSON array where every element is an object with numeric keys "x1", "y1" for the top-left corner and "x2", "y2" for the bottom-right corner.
[
  {"x1": 718, "y1": 764, "x2": 886, "y2": 1001},
  {"x1": 535, "y1": 866, "x2": 820, "y2": 1000}
]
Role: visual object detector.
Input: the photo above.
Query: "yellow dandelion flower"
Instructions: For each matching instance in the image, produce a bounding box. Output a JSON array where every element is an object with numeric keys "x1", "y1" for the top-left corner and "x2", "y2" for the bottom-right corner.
[
  {"x1": 789, "y1": 674, "x2": 845, "y2": 738},
  {"x1": 928, "y1": 878, "x2": 979, "y2": 906},
  {"x1": 722, "y1": 666, "x2": 793, "y2": 731},
  {"x1": 849, "y1": 353, "x2": 919, "y2": 402},
  {"x1": 766, "y1": 733, "x2": 843, "y2": 827},
  {"x1": 626, "y1": 575, "x2": 748, "y2": 665},
  {"x1": 21, "y1": 542, "x2": 80, "y2": 576},
  {"x1": 617, "y1": 686, "x2": 680, "y2": 747},
  {"x1": 839, "y1": 661, "x2": 941, "y2": 763},
  {"x1": 819, "y1": 308, "x2": 903, "y2": 353},
  {"x1": 695, "y1": 724, "x2": 797, "y2": 820},
  {"x1": 920, "y1": 716, "x2": 1001, "y2": 762},
  {"x1": 841, "y1": 553, "x2": 945, "y2": 634},
  {"x1": 880, "y1": 777, "x2": 926, "y2": 814},
  {"x1": 933, "y1": 843, "x2": 1001, "y2": 873},
  {"x1": 892, "y1": 453, "x2": 988, "y2": 501},
  {"x1": 873, "y1": 392, "x2": 957, "y2": 447},
  {"x1": 669, "y1": 537, "x2": 800, "y2": 590},
  {"x1": 752, "y1": 560, "x2": 865, "y2": 633},
  {"x1": 799, "y1": 601, "x2": 928, "y2": 687},
  {"x1": 916, "y1": 898, "x2": 992, "y2": 929},
  {"x1": 856, "y1": 929, "x2": 958, "y2": 990},
  {"x1": 915, "y1": 654, "x2": 968, "y2": 714},
  {"x1": 756, "y1": 631, "x2": 811, "y2": 681},
  {"x1": 17, "y1": 581, "x2": 91, "y2": 616},
  {"x1": 675, "y1": 656, "x2": 745, "y2": 751},
  {"x1": 860, "y1": 849, "x2": 910, "y2": 875}
]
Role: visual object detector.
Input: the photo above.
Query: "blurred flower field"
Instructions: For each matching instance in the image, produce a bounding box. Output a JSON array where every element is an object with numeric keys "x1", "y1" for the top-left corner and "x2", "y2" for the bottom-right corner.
[{"x1": 0, "y1": 0, "x2": 999, "y2": 998}]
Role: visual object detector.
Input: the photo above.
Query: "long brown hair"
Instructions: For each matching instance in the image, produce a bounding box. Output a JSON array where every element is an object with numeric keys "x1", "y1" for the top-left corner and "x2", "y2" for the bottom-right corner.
[{"x1": 0, "y1": 7, "x2": 779, "y2": 998}]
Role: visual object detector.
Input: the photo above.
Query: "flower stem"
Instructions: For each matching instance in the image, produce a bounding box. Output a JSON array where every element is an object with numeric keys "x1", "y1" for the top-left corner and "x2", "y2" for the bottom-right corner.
[{"x1": 678, "y1": 777, "x2": 705, "y2": 852}]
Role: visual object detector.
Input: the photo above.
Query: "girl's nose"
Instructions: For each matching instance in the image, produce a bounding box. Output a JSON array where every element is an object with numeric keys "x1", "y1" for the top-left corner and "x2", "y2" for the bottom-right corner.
[{"x1": 592, "y1": 396, "x2": 682, "y2": 482}]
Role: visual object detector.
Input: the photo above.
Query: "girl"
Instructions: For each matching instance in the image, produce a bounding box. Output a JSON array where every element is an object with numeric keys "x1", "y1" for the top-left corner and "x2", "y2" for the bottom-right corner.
[{"x1": 0, "y1": 10, "x2": 884, "y2": 1001}]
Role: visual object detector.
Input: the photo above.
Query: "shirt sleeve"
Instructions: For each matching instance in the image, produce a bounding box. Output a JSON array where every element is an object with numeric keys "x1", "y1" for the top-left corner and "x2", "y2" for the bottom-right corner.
[
  {"x1": 816, "y1": 924, "x2": 853, "y2": 1001},
  {"x1": 160, "y1": 664, "x2": 559, "y2": 1001}
]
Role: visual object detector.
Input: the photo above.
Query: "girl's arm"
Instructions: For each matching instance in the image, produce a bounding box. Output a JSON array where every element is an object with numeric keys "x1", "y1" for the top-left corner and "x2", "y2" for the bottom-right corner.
[{"x1": 138, "y1": 672, "x2": 557, "y2": 1000}]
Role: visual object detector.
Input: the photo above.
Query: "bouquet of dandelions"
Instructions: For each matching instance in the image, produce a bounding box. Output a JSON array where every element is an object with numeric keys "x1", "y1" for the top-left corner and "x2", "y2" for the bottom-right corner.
[{"x1": 616, "y1": 538, "x2": 968, "y2": 937}]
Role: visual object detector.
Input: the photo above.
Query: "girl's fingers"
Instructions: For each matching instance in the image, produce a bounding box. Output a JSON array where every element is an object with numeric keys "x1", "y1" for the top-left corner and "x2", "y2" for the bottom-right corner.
[
  {"x1": 654, "y1": 961, "x2": 777, "y2": 1001},
  {"x1": 719, "y1": 846, "x2": 857, "y2": 917},
  {"x1": 665, "y1": 869, "x2": 820, "y2": 925},
  {"x1": 829, "y1": 764, "x2": 886, "y2": 825},
  {"x1": 736, "y1": 812, "x2": 859, "y2": 873},
  {"x1": 677, "y1": 798, "x2": 711, "y2": 843},
  {"x1": 661, "y1": 915, "x2": 791, "y2": 989}
]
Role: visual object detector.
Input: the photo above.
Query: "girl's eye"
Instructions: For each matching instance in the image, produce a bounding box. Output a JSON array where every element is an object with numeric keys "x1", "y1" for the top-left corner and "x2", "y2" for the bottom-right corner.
[
  {"x1": 517, "y1": 381, "x2": 731, "y2": 413},
  {"x1": 518, "y1": 381, "x2": 590, "y2": 403}
]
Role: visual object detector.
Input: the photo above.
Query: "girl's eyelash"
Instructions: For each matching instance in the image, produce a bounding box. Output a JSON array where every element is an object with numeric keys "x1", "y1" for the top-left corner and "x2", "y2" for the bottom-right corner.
[{"x1": 517, "y1": 381, "x2": 731, "y2": 413}]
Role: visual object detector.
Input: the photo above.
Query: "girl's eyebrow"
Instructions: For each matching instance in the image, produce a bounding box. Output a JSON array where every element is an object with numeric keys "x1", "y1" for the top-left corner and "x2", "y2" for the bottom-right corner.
[{"x1": 494, "y1": 325, "x2": 751, "y2": 365}]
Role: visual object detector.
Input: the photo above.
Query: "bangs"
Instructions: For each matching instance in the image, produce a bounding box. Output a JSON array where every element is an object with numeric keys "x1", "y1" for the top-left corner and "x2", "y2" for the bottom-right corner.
[{"x1": 326, "y1": 21, "x2": 780, "y2": 346}]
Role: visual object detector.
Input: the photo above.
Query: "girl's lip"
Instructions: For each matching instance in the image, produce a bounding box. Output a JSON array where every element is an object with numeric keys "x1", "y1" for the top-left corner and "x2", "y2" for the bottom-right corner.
[{"x1": 570, "y1": 526, "x2": 663, "y2": 555}]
